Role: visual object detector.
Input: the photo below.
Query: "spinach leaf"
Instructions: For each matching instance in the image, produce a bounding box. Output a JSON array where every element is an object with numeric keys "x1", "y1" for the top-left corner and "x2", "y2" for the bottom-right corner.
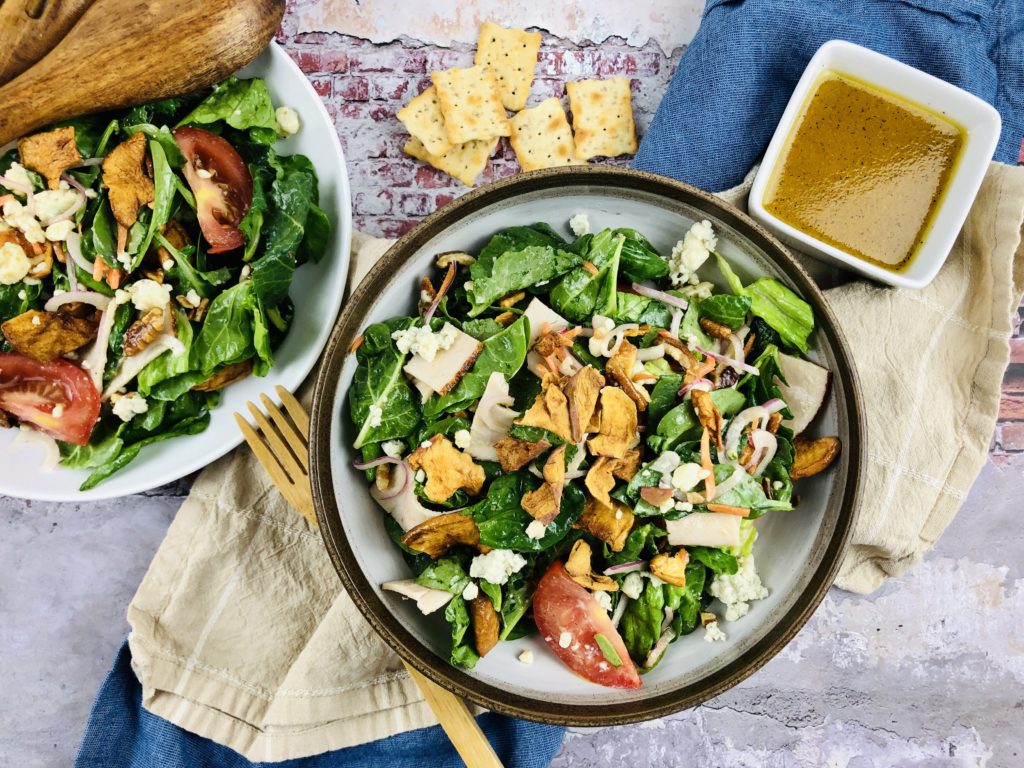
[
  {"x1": 239, "y1": 162, "x2": 270, "y2": 262},
  {"x1": 444, "y1": 596, "x2": 479, "y2": 669},
  {"x1": 698, "y1": 294, "x2": 751, "y2": 330},
  {"x1": 178, "y1": 77, "x2": 277, "y2": 132},
  {"x1": 712, "y1": 463, "x2": 792, "y2": 516},
  {"x1": 103, "y1": 302, "x2": 134, "y2": 384},
  {"x1": 620, "y1": 579, "x2": 665, "y2": 665},
  {"x1": 132, "y1": 140, "x2": 177, "y2": 269},
  {"x1": 125, "y1": 90, "x2": 208, "y2": 129},
  {"x1": 462, "y1": 318, "x2": 504, "y2": 341},
  {"x1": 499, "y1": 567, "x2": 535, "y2": 640},
  {"x1": 715, "y1": 254, "x2": 814, "y2": 353},
  {"x1": 413, "y1": 416, "x2": 471, "y2": 446},
  {"x1": 666, "y1": 562, "x2": 706, "y2": 636},
  {"x1": 605, "y1": 522, "x2": 663, "y2": 566},
  {"x1": 479, "y1": 580, "x2": 502, "y2": 612},
  {"x1": 156, "y1": 234, "x2": 231, "y2": 298},
  {"x1": 651, "y1": 388, "x2": 746, "y2": 452},
  {"x1": 0, "y1": 282, "x2": 41, "y2": 326},
  {"x1": 747, "y1": 316, "x2": 781, "y2": 360},
  {"x1": 677, "y1": 304, "x2": 714, "y2": 349},
  {"x1": 610, "y1": 292, "x2": 673, "y2": 327},
  {"x1": 137, "y1": 309, "x2": 194, "y2": 396},
  {"x1": 738, "y1": 344, "x2": 792, "y2": 419},
  {"x1": 349, "y1": 317, "x2": 421, "y2": 449},
  {"x1": 422, "y1": 315, "x2": 529, "y2": 421},
  {"x1": 297, "y1": 204, "x2": 330, "y2": 265},
  {"x1": 647, "y1": 374, "x2": 682, "y2": 432},
  {"x1": 549, "y1": 230, "x2": 621, "y2": 323},
  {"x1": 687, "y1": 546, "x2": 739, "y2": 575},
  {"x1": 472, "y1": 474, "x2": 585, "y2": 551},
  {"x1": 506, "y1": 423, "x2": 565, "y2": 447},
  {"x1": 466, "y1": 245, "x2": 578, "y2": 317},
  {"x1": 124, "y1": 124, "x2": 187, "y2": 167},
  {"x1": 91, "y1": 197, "x2": 119, "y2": 269},
  {"x1": 416, "y1": 558, "x2": 471, "y2": 595},
  {"x1": 615, "y1": 228, "x2": 668, "y2": 282}
]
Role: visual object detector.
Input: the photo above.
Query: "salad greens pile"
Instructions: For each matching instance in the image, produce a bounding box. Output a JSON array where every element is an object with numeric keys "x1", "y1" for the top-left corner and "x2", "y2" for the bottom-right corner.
[
  {"x1": 349, "y1": 217, "x2": 839, "y2": 688},
  {"x1": 0, "y1": 77, "x2": 328, "y2": 489}
]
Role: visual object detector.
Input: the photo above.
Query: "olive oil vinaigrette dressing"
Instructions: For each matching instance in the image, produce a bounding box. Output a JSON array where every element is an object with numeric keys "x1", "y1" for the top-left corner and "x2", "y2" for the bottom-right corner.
[{"x1": 763, "y1": 71, "x2": 964, "y2": 272}]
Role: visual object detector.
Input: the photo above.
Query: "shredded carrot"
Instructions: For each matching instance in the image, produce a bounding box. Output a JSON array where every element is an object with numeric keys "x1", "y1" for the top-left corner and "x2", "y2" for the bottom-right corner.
[
  {"x1": 700, "y1": 428, "x2": 716, "y2": 501},
  {"x1": 707, "y1": 503, "x2": 750, "y2": 517},
  {"x1": 692, "y1": 358, "x2": 716, "y2": 380},
  {"x1": 582, "y1": 260, "x2": 599, "y2": 276},
  {"x1": 554, "y1": 347, "x2": 567, "y2": 362},
  {"x1": 633, "y1": 371, "x2": 657, "y2": 382},
  {"x1": 53, "y1": 242, "x2": 66, "y2": 264},
  {"x1": 539, "y1": 321, "x2": 550, "y2": 337},
  {"x1": 347, "y1": 334, "x2": 365, "y2": 354},
  {"x1": 116, "y1": 224, "x2": 127, "y2": 259},
  {"x1": 561, "y1": 326, "x2": 582, "y2": 340},
  {"x1": 106, "y1": 268, "x2": 123, "y2": 289},
  {"x1": 544, "y1": 353, "x2": 560, "y2": 375},
  {"x1": 93, "y1": 256, "x2": 106, "y2": 281}
]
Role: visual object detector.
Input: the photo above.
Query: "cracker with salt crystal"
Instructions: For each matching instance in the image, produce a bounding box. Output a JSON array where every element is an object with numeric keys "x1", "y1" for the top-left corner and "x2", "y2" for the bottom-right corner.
[
  {"x1": 566, "y1": 77, "x2": 638, "y2": 160},
  {"x1": 509, "y1": 97, "x2": 583, "y2": 171},
  {"x1": 431, "y1": 65, "x2": 511, "y2": 145},
  {"x1": 396, "y1": 86, "x2": 452, "y2": 156},
  {"x1": 405, "y1": 136, "x2": 498, "y2": 187},
  {"x1": 474, "y1": 21, "x2": 541, "y2": 112}
]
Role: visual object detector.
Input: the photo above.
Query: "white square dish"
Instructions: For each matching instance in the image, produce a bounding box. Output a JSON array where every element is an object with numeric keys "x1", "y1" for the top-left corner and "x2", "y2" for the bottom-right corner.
[{"x1": 748, "y1": 39, "x2": 1000, "y2": 289}]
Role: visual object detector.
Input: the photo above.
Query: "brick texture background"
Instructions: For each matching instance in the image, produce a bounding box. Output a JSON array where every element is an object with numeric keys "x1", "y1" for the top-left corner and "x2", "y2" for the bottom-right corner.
[{"x1": 274, "y1": 17, "x2": 1024, "y2": 460}]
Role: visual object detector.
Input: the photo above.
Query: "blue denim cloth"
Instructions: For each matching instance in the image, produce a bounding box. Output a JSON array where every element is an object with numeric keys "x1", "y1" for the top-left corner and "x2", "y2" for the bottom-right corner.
[
  {"x1": 634, "y1": 0, "x2": 1024, "y2": 190},
  {"x1": 75, "y1": 641, "x2": 565, "y2": 768}
]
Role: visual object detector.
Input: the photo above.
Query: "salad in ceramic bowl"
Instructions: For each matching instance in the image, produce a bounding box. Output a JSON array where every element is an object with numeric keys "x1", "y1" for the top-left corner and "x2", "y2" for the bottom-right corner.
[
  {"x1": 0, "y1": 70, "x2": 330, "y2": 490},
  {"x1": 345, "y1": 214, "x2": 841, "y2": 688}
]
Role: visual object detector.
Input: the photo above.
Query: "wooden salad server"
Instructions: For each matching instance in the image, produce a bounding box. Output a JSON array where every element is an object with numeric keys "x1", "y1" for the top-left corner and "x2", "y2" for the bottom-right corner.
[
  {"x1": 0, "y1": 0, "x2": 97, "y2": 85},
  {"x1": 0, "y1": 0, "x2": 285, "y2": 146}
]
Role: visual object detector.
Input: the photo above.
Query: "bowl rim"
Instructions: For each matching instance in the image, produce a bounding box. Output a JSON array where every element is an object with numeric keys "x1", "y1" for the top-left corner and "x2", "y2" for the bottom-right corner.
[
  {"x1": 748, "y1": 39, "x2": 1001, "y2": 291},
  {"x1": 310, "y1": 165, "x2": 865, "y2": 726}
]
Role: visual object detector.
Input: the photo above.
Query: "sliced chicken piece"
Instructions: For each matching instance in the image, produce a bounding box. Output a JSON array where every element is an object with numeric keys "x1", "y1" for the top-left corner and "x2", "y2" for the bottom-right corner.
[
  {"x1": 382, "y1": 579, "x2": 454, "y2": 615},
  {"x1": 467, "y1": 371, "x2": 519, "y2": 462},
  {"x1": 523, "y1": 297, "x2": 568, "y2": 344},
  {"x1": 665, "y1": 512, "x2": 742, "y2": 548},
  {"x1": 371, "y1": 468, "x2": 440, "y2": 532},
  {"x1": 403, "y1": 325, "x2": 482, "y2": 397}
]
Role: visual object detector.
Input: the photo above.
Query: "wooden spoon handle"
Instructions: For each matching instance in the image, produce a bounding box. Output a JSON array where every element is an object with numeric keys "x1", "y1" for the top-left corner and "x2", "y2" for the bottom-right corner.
[
  {"x1": 0, "y1": 0, "x2": 285, "y2": 146},
  {"x1": 403, "y1": 661, "x2": 505, "y2": 768},
  {"x1": 0, "y1": 0, "x2": 97, "y2": 85}
]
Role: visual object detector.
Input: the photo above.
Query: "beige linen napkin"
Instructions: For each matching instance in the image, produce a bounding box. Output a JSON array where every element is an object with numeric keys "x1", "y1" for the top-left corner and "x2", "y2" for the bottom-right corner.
[{"x1": 127, "y1": 162, "x2": 1024, "y2": 761}]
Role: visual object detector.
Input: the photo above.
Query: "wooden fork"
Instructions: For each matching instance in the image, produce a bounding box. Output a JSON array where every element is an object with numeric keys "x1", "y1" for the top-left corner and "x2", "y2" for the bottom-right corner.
[{"x1": 235, "y1": 386, "x2": 504, "y2": 768}]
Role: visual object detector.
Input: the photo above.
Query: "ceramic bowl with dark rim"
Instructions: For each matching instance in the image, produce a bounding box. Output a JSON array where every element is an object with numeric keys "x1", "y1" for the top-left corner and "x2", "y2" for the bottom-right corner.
[{"x1": 310, "y1": 167, "x2": 864, "y2": 725}]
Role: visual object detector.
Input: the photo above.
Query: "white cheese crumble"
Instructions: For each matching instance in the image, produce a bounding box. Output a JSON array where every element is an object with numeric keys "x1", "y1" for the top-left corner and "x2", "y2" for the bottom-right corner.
[
  {"x1": 414, "y1": 468, "x2": 426, "y2": 483},
  {"x1": 671, "y1": 462, "x2": 710, "y2": 493},
  {"x1": 129, "y1": 279, "x2": 172, "y2": 312},
  {"x1": 366, "y1": 404, "x2": 383, "y2": 429},
  {"x1": 594, "y1": 591, "x2": 613, "y2": 612},
  {"x1": 4, "y1": 162, "x2": 33, "y2": 191},
  {"x1": 558, "y1": 631, "x2": 573, "y2": 648},
  {"x1": 649, "y1": 450, "x2": 681, "y2": 475},
  {"x1": 704, "y1": 621, "x2": 727, "y2": 642},
  {"x1": 184, "y1": 289, "x2": 201, "y2": 307},
  {"x1": 391, "y1": 322, "x2": 458, "y2": 363},
  {"x1": 33, "y1": 189, "x2": 78, "y2": 223},
  {"x1": 51, "y1": 404, "x2": 64, "y2": 418},
  {"x1": 469, "y1": 548, "x2": 527, "y2": 586},
  {"x1": 111, "y1": 392, "x2": 149, "y2": 422},
  {"x1": 381, "y1": 440, "x2": 404, "y2": 458},
  {"x1": 196, "y1": 168, "x2": 214, "y2": 180},
  {"x1": 453, "y1": 428, "x2": 472, "y2": 450},
  {"x1": 17, "y1": 289, "x2": 26, "y2": 300},
  {"x1": 31, "y1": 315, "x2": 40, "y2": 326},
  {"x1": 668, "y1": 219, "x2": 717, "y2": 287},
  {"x1": 518, "y1": 649, "x2": 534, "y2": 665},
  {"x1": 709, "y1": 555, "x2": 769, "y2": 622},
  {"x1": 44, "y1": 220, "x2": 75, "y2": 242},
  {"x1": 674, "y1": 501, "x2": 694, "y2": 513},
  {"x1": 461, "y1": 582, "x2": 479, "y2": 601},
  {"x1": 275, "y1": 106, "x2": 301, "y2": 136},
  {"x1": 621, "y1": 572, "x2": 644, "y2": 600},
  {"x1": 568, "y1": 212, "x2": 591, "y2": 237},
  {"x1": 2, "y1": 199, "x2": 45, "y2": 243},
  {"x1": 0, "y1": 241, "x2": 31, "y2": 284},
  {"x1": 647, "y1": 573, "x2": 666, "y2": 588},
  {"x1": 240, "y1": 264, "x2": 252, "y2": 281},
  {"x1": 163, "y1": 259, "x2": 175, "y2": 271},
  {"x1": 525, "y1": 520, "x2": 547, "y2": 540}
]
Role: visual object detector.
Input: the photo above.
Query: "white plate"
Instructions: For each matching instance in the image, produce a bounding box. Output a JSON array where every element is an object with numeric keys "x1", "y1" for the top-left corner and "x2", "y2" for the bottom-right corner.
[{"x1": 0, "y1": 43, "x2": 352, "y2": 501}]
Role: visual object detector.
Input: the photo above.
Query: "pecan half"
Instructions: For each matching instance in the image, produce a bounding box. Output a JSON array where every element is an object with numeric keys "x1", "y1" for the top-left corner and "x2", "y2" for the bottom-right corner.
[{"x1": 122, "y1": 307, "x2": 166, "y2": 356}]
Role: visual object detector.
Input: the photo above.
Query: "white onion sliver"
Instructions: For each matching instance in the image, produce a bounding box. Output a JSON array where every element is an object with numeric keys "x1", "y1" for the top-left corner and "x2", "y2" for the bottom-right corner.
[
  {"x1": 636, "y1": 344, "x2": 666, "y2": 362},
  {"x1": 748, "y1": 430, "x2": 778, "y2": 477},
  {"x1": 679, "y1": 378, "x2": 713, "y2": 396},
  {"x1": 669, "y1": 307, "x2": 682, "y2": 338},
  {"x1": 372, "y1": 461, "x2": 411, "y2": 501},
  {"x1": 44, "y1": 291, "x2": 110, "y2": 312},
  {"x1": 661, "y1": 606, "x2": 675, "y2": 633},
  {"x1": 0, "y1": 173, "x2": 32, "y2": 195},
  {"x1": 65, "y1": 231, "x2": 95, "y2": 275},
  {"x1": 611, "y1": 595, "x2": 630, "y2": 628},
  {"x1": 643, "y1": 628, "x2": 674, "y2": 669},
  {"x1": 722, "y1": 405, "x2": 769, "y2": 462},
  {"x1": 103, "y1": 332, "x2": 183, "y2": 399},
  {"x1": 695, "y1": 343, "x2": 758, "y2": 376},
  {"x1": 82, "y1": 304, "x2": 117, "y2": 392},
  {"x1": 603, "y1": 560, "x2": 645, "y2": 576},
  {"x1": 714, "y1": 463, "x2": 746, "y2": 498},
  {"x1": 12, "y1": 426, "x2": 60, "y2": 471},
  {"x1": 761, "y1": 398, "x2": 786, "y2": 414},
  {"x1": 630, "y1": 282, "x2": 689, "y2": 310}
]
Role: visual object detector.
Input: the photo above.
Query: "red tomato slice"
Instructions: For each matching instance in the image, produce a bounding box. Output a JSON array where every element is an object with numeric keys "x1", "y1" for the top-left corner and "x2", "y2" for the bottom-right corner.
[
  {"x1": 0, "y1": 353, "x2": 100, "y2": 445},
  {"x1": 533, "y1": 561, "x2": 641, "y2": 689},
  {"x1": 173, "y1": 126, "x2": 253, "y2": 254}
]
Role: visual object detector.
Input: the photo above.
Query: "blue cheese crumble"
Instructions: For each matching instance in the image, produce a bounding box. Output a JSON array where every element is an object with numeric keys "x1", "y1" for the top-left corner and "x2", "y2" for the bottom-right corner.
[{"x1": 668, "y1": 219, "x2": 717, "y2": 287}]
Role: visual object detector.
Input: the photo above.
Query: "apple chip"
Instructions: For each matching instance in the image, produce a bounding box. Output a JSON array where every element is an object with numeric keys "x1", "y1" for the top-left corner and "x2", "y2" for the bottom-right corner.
[
  {"x1": 397, "y1": 86, "x2": 453, "y2": 156},
  {"x1": 586, "y1": 386, "x2": 637, "y2": 459},
  {"x1": 431, "y1": 65, "x2": 511, "y2": 144},
  {"x1": 102, "y1": 133, "x2": 155, "y2": 228},
  {"x1": 401, "y1": 512, "x2": 481, "y2": 558},
  {"x1": 407, "y1": 435, "x2": 485, "y2": 503},
  {"x1": 404, "y1": 135, "x2": 498, "y2": 187},
  {"x1": 565, "y1": 365, "x2": 605, "y2": 441},
  {"x1": 584, "y1": 457, "x2": 617, "y2": 507},
  {"x1": 474, "y1": 21, "x2": 541, "y2": 111},
  {"x1": 515, "y1": 384, "x2": 573, "y2": 443},
  {"x1": 509, "y1": 98, "x2": 582, "y2": 171},
  {"x1": 649, "y1": 549, "x2": 690, "y2": 587},
  {"x1": 564, "y1": 540, "x2": 618, "y2": 592},
  {"x1": 18, "y1": 126, "x2": 82, "y2": 189},
  {"x1": 521, "y1": 482, "x2": 558, "y2": 524},
  {"x1": 566, "y1": 77, "x2": 638, "y2": 160},
  {"x1": 494, "y1": 435, "x2": 550, "y2": 472},
  {"x1": 576, "y1": 497, "x2": 634, "y2": 552},
  {"x1": 605, "y1": 338, "x2": 650, "y2": 412}
]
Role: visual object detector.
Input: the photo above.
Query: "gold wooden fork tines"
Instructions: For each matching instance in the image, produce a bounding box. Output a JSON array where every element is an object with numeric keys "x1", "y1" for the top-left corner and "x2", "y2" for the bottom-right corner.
[{"x1": 234, "y1": 386, "x2": 504, "y2": 768}]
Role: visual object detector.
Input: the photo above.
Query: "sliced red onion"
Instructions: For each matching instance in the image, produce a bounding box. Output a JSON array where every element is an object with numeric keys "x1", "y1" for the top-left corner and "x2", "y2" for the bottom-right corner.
[
  {"x1": 722, "y1": 405, "x2": 770, "y2": 462},
  {"x1": 631, "y1": 282, "x2": 689, "y2": 310},
  {"x1": 603, "y1": 560, "x2": 645, "y2": 576},
  {"x1": 643, "y1": 627, "x2": 674, "y2": 669},
  {"x1": 661, "y1": 606, "x2": 675, "y2": 633},
  {"x1": 669, "y1": 307, "x2": 683, "y2": 337},
  {"x1": 695, "y1": 344, "x2": 758, "y2": 376},
  {"x1": 82, "y1": 303, "x2": 118, "y2": 392},
  {"x1": 103, "y1": 331, "x2": 184, "y2": 399},
  {"x1": 714, "y1": 463, "x2": 746, "y2": 498},
  {"x1": 358, "y1": 456, "x2": 410, "y2": 501},
  {"x1": 68, "y1": 157, "x2": 105, "y2": 168},
  {"x1": 64, "y1": 231, "x2": 95, "y2": 275},
  {"x1": 611, "y1": 595, "x2": 630, "y2": 628},
  {"x1": 44, "y1": 291, "x2": 111, "y2": 312},
  {"x1": 679, "y1": 378, "x2": 713, "y2": 396},
  {"x1": 0, "y1": 173, "x2": 32, "y2": 195},
  {"x1": 761, "y1": 398, "x2": 786, "y2": 413},
  {"x1": 748, "y1": 429, "x2": 778, "y2": 477},
  {"x1": 423, "y1": 261, "x2": 457, "y2": 325}
]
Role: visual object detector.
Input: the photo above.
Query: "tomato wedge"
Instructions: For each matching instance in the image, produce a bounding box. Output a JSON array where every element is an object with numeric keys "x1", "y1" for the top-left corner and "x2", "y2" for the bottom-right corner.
[
  {"x1": 173, "y1": 126, "x2": 253, "y2": 254},
  {"x1": 533, "y1": 561, "x2": 641, "y2": 689},
  {"x1": 0, "y1": 353, "x2": 100, "y2": 445}
]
